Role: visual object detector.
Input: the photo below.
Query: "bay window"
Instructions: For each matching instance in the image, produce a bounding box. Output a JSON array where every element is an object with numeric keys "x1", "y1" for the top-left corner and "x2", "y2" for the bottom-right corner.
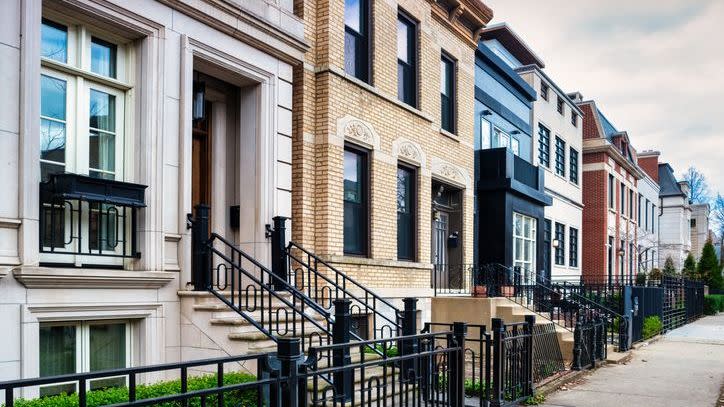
[{"x1": 39, "y1": 321, "x2": 131, "y2": 396}]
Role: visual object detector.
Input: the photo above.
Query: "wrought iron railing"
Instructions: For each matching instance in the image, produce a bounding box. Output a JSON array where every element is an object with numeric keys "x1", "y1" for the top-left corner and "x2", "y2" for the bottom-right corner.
[{"x1": 39, "y1": 174, "x2": 145, "y2": 259}]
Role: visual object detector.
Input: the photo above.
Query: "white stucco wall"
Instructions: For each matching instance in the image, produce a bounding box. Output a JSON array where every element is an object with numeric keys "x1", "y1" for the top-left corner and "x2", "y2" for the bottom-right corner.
[
  {"x1": 658, "y1": 194, "x2": 692, "y2": 270},
  {"x1": 0, "y1": 0, "x2": 303, "y2": 386},
  {"x1": 636, "y1": 175, "x2": 659, "y2": 271}
]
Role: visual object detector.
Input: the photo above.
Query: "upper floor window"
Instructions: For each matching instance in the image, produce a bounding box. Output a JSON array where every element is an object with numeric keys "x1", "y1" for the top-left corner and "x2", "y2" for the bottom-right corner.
[
  {"x1": 620, "y1": 182, "x2": 626, "y2": 215},
  {"x1": 556, "y1": 96, "x2": 564, "y2": 115},
  {"x1": 540, "y1": 83, "x2": 549, "y2": 101},
  {"x1": 645, "y1": 199, "x2": 649, "y2": 230},
  {"x1": 344, "y1": 0, "x2": 369, "y2": 83},
  {"x1": 493, "y1": 127, "x2": 519, "y2": 156},
  {"x1": 569, "y1": 147, "x2": 578, "y2": 184},
  {"x1": 554, "y1": 222, "x2": 565, "y2": 265},
  {"x1": 629, "y1": 189, "x2": 634, "y2": 219},
  {"x1": 537, "y1": 124, "x2": 550, "y2": 168},
  {"x1": 440, "y1": 53, "x2": 456, "y2": 133},
  {"x1": 397, "y1": 165, "x2": 416, "y2": 261},
  {"x1": 40, "y1": 18, "x2": 129, "y2": 182},
  {"x1": 608, "y1": 174, "x2": 615, "y2": 209},
  {"x1": 554, "y1": 136, "x2": 565, "y2": 176},
  {"x1": 638, "y1": 194, "x2": 643, "y2": 224},
  {"x1": 571, "y1": 112, "x2": 578, "y2": 127},
  {"x1": 344, "y1": 146, "x2": 369, "y2": 256},
  {"x1": 652, "y1": 205, "x2": 657, "y2": 233},
  {"x1": 569, "y1": 227, "x2": 578, "y2": 268},
  {"x1": 397, "y1": 11, "x2": 417, "y2": 107}
]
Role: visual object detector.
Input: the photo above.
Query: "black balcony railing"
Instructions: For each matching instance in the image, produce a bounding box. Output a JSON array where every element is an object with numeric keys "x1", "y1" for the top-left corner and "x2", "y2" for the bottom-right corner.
[
  {"x1": 39, "y1": 173, "x2": 146, "y2": 259},
  {"x1": 513, "y1": 154, "x2": 539, "y2": 189},
  {"x1": 476, "y1": 148, "x2": 545, "y2": 193}
]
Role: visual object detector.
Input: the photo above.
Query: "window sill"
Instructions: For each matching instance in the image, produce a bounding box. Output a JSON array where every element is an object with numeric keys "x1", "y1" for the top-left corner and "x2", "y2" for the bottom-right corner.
[
  {"x1": 439, "y1": 128, "x2": 459, "y2": 142},
  {"x1": 13, "y1": 266, "x2": 175, "y2": 289},
  {"x1": 325, "y1": 255, "x2": 433, "y2": 270}
]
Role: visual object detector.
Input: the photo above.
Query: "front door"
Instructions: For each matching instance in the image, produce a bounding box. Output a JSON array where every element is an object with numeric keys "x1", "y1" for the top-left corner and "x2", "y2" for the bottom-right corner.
[
  {"x1": 432, "y1": 211, "x2": 449, "y2": 288},
  {"x1": 543, "y1": 219, "x2": 552, "y2": 281},
  {"x1": 192, "y1": 101, "x2": 212, "y2": 216}
]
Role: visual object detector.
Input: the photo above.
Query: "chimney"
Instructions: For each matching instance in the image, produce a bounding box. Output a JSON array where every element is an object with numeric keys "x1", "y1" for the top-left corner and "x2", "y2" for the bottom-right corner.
[
  {"x1": 679, "y1": 181, "x2": 690, "y2": 200},
  {"x1": 637, "y1": 150, "x2": 660, "y2": 183},
  {"x1": 567, "y1": 91, "x2": 583, "y2": 103}
]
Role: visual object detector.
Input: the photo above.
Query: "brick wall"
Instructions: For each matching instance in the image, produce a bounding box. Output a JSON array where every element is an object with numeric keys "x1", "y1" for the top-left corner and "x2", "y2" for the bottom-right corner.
[
  {"x1": 638, "y1": 154, "x2": 660, "y2": 183},
  {"x1": 582, "y1": 169, "x2": 607, "y2": 280}
]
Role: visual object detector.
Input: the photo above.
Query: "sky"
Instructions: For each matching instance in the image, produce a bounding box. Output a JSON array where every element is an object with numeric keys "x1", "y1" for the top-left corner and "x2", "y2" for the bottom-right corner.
[{"x1": 483, "y1": 0, "x2": 724, "y2": 197}]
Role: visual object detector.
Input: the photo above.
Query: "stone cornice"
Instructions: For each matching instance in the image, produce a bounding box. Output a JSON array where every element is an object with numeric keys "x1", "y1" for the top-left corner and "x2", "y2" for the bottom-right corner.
[
  {"x1": 583, "y1": 139, "x2": 646, "y2": 180},
  {"x1": 429, "y1": 0, "x2": 493, "y2": 47},
  {"x1": 158, "y1": 0, "x2": 309, "y2": 64},
  {"x1": 13, "y1": 267, "x2": 176, "y2": 289}
]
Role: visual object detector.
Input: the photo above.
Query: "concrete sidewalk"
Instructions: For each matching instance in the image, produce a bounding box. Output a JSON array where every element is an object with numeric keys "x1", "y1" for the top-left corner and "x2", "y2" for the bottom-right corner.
[{"x1": 540, "y1": 314, "x2": 724, "y2": 407}]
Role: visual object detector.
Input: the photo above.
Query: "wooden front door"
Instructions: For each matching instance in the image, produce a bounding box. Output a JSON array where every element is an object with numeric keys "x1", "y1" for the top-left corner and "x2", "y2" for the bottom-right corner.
[{"x1": 192, "y1": 101, "x2": 212, "y2": 214}]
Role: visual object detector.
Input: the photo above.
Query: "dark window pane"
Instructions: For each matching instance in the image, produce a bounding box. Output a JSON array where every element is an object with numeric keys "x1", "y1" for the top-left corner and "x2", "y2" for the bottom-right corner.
[
  {"x1": 397, "y1": 19, "x2": 409, "y2": 63},
  {"x1": 440, "y1": 56, "x2": 454, "y2": 133},
  {"x1": 569, "y1": 228, "x2": 578, "y2": 267},
  {"x1": 555, "y1": 223, "x2": 565, "y2": 265},
  {"x1": 538, "y1": 124, "x2": 550, "y2": 167},
  {"x1": 345, "y1": 0, "x2": 362, "y2": 34},
  {"x1": 397, "y1": 166, "x2": 415, "y2": 260},
  {"x1": 40, "y1": 325, "x2": 76, "y2": 378},
  {"x1": 555, "y1": 136, "x2": 565, "y2": 176},
  {"x1": 569, "y1": 148, "x2": 578, "y2": 184},
  {"x1": 91, "y1": 37, "x2": 117, "y2": 78},
  {"x1": 397, "y1": 14, "x2": 416, "y2": 106},
  {"x1": 41, "y1": 19, "x2": 67, "y2": 63},
  {"x1": 344, "y1": 148, "x2": 367, "y2": 255}
]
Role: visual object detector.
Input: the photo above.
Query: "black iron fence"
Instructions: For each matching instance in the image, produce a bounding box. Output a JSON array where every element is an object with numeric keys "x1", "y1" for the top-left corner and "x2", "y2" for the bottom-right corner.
[{"x1": 572, "y1": 316, "x2": 607, "y2": 371}]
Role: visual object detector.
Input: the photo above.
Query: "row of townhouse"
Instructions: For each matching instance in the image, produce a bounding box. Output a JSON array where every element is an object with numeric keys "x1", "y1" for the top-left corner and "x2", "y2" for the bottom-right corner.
[{"x1": 0, "y1": 0, "x2": 707, "y2": 394}]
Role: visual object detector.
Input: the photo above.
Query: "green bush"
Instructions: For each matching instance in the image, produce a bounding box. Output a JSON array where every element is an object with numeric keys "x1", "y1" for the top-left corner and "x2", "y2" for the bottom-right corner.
[
  {"x1": 704, "y1": 294, "x2": 724, "y2": 315},
  {"x1": 363, "y1": 344, "x2": 398, "y2": 357},
  {"x1": 641, "y1": 316, "x2": 663, "y2": 340},
  {"x1": 6, "y1": 371, "x2": 257, "y2": 407}
]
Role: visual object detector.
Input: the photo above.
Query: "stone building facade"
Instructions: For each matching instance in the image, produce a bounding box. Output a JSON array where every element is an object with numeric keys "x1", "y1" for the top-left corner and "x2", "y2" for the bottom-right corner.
[
  {"x1": 636, "y1": 151, "x2": 661, "y2": 272},
  {"x1": 292, "y1": 0, "x2": 493, "y2": 319},
  {"x1": 0, "y1": 0, "x2": 304, "y2": 390},
  {"x1": 657, "y1": 162, "x2": 692, "y2": 270}
]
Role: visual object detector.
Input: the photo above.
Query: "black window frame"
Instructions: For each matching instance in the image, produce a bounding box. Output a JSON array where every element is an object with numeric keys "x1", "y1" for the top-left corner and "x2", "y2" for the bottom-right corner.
[
  {"x1": 620, "y1": 182, "x2": 626, "y2": 215},
  {"x1": 569, "y1": 227, "x2": 578, "y2": 268},
  {"x1": 645, "y1": 199, "x2": 649, "y2": 230},
  {"x1": 397, "y1": 10, "x2": 418, "y2": 107},
  {"x1": 344, "y1": 0, "x2": 371, "y2": 83},
  {"x1": 554, "y1": 136, "x2": 565, "y2": 176},
  {"x1": 629, "y1": 189, "x2": 634, "y2": 219},
  {"x1": 556, "y1": 96, "x2": 564, "y2": 115},
  {"x1": 440, "y1": 52, "x2": 456, "y2": 134},
  {"x1": 638, "y1": 194, "x2": 643, "y2": 224},
  {"x1": 540, "y1": 82, "x2": 549, "y2": 101},
  {"x1": 554, "y1": 222, "x2": 565, "y2": 266},
  {"x1": 609, "y1": 174, "x2": 615, "y2": 209},
  {"x1": 571, "y1": 112, "x2": 578, "y2": 127},
  {"x1": 396, "y1": 163, "x2": 417, "y2": 261},
  {"x1": 569, "y1": 147, "x2": 578, "y2": 184},
  {"x1": 537, "y1": 124, "x2": 550, "y2": 168},
  {"x1": 343, "y1": 144, "x2": 370, "y2": 256}
]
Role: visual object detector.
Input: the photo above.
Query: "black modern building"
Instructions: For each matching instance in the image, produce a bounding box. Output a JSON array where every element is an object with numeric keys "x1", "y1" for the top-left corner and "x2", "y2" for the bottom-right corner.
[{"x1": 473, "y1": 25, "x2": 552, "y2": 281}]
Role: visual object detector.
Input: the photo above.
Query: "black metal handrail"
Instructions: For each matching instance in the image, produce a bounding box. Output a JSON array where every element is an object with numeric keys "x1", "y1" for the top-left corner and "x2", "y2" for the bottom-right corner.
[{"x1": 286, "y1": 241, "x2": 403, "y2": 339}]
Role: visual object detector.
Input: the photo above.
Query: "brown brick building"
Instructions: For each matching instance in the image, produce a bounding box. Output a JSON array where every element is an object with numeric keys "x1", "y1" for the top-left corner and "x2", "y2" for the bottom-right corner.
[
  {"x1": 570, "y1": 93, "x2": 646, "y2": 283},
  {"x1": 291, "y1": 0, "x2": 493, "y2": 317}
]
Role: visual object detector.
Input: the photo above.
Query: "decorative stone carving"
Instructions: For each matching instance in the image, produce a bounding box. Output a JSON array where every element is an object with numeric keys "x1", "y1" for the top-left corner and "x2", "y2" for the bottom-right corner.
[
  {"x1": 430, "y1": 157, "x2": 470, "y2": 190},
  {"x1": 337, "y1": 115, "x2": 380, "y2": 150},
  {"x1": 392, "y1": 138, "x2": 426, "y2": 167}
]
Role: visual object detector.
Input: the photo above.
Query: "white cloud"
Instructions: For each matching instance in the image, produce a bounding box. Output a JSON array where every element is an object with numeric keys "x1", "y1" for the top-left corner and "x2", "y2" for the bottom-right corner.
[{"x1": 484, "y1": 0, "x2": 724, "y2": 193}]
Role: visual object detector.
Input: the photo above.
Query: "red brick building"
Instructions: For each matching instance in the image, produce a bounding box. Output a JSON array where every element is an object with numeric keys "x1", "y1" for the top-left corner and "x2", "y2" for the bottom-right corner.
[{"x1": 569, "y1": 93, "x2": 646, "y2": 283}]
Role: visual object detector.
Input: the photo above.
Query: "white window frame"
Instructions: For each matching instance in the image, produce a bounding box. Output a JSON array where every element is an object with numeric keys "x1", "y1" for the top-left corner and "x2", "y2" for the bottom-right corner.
[
  {"x1": 39, "y1": 320, "x2": 132, "y2": 396},
  {"x1": 513, "y1": 212, "x2": 537, "y2": 284},
  {"x1": 40, "y1": 15, "x2": 133, "y2": 266}
]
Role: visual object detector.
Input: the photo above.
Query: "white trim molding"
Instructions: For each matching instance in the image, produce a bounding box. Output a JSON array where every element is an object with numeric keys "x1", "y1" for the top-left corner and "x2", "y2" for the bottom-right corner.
[
  {"x1": 429, "y1": 157, "x2": 471, "y2": 193},
  {"x1": 392, "y1": 138, "x2": 426, "y2": 168},
  {"x1": 13, "y1": 267, "x2": 175, "y2": 289},
  {"x1": 337, "y1": 115, "x2": 381, "y2": 150}
]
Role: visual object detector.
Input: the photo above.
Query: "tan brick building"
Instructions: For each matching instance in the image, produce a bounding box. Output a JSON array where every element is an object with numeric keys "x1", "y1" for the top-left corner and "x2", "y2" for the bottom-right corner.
[{"x1": 292, "y1": 0, "x2": 493, "y2": 318}]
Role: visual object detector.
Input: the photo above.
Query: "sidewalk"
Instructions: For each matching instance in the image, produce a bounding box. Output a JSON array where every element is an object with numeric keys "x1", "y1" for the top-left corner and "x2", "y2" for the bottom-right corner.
[{"x1": 540, "y1": 314, "x2": 724, "y2": 407}]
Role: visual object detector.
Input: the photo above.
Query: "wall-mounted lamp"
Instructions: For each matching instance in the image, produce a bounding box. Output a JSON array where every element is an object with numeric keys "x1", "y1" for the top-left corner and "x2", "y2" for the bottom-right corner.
[
  {"x1": 192, "y1": 80, "x2": 206, "y2": 122},
  {"x1": 618, "y1": 248, "x2": 626, "y2": 257},
  {"x1": 511, "y1": 130, "x2": 521, "y2": 135},
  {"x1": 552, "y1": 239, "x2": 560, "y2": 248},
  {"x1": 482, "y1": 110, "x2": 492, "y2": 116}
]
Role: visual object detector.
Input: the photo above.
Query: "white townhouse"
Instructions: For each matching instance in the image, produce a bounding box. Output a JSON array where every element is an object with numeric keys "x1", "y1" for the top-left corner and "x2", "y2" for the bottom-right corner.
[
  {"x1": 657, "y1": 163, "x2": 692, "y2": 270},
  {"x1": 517, "y1": 65, "x2": 583, "y2": 281},
  {"x1": 0, "y1": 0, "x2": 305, "y2": 395},
  {"x1": 636, "y1": 151, "x2": 661, "y2": 273}
]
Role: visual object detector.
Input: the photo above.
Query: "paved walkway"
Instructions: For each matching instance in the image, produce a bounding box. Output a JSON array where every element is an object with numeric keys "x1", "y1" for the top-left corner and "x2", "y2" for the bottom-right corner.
[{"x1": 541, "y1": 314, "x2": 724, "y2": 407}]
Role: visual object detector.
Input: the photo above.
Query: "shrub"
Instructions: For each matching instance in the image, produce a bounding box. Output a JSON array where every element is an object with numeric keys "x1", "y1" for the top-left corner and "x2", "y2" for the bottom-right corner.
[
  {"x1": 648, "y1": 268, "x2": 662, "y2": 281},
  {"x1": 363, "y1": 344, "x2": 398, "y2": 357},
  {"x1": 704, "y1": 294, "x2": 724, "y2": 315},
  {"x1": 698, "y1": 240, "x2": 723, "y2": 290},
  {"x1": 7, "y1": 371, "x2": 257, "y2": 407},
  {"x1": 641, "y1": 316, "x2": 663, "y2": 340},
  {"x1": 635, "y1": 272, "x2": 647, "y2": 286},
  {"x1": 663, "y1": 257, "x2": 677, "y2": 276}
]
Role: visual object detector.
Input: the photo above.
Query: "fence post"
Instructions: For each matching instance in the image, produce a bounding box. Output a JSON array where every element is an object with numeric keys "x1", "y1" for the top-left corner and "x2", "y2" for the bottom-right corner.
[
  {"x1": 572, "y1": 320, "x2": 583, "y2": 371},
  {"x1": 491, "y1": 318, "x2": 505, "y2": 407},
  {"x1": 399, "y1": 297, "x2": 419, "y2": 382},
  {"x1": 525, "y1": 315, "x2": 535, "y2": 396},
  {"x1": 276, "y1": 337, "x2": 304, "y2": 407},
  {"x1": 447, "y1": 322, "x2": 467, "y2": 407},
  {"x1": 332, "y1": 299, "x2": 353, "y2": 401},
  {"x1": 619, "y1": 315, "x2": 631, "y2": 352},
  {"x1": 270, "y1": 216, "x2": 289, "y2": 291},
  {"x1": 191, "y1": 204, "x2": 210, "y2": 291}
]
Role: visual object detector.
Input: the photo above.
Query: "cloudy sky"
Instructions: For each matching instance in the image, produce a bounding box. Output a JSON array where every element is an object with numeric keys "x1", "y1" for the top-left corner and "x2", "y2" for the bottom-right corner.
[{"x1": 484, "y1": 0, "x2": 724, "y2": 197}]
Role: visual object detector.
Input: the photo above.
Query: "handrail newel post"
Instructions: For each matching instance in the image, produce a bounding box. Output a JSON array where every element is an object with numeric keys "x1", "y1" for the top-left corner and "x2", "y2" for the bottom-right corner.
[
  {"x1": 191, "y1": 204, "x2": 211, "y2": 291},
  {"x1": 276, "y1": 337, "x2": 304, "y2": 407},
  {"x1": 271, "y1": 216, "x2": 290, "y2": 291},
  {"x1": 491, "y1": 317, "x2": 505, "y2": 407},
  {"x1": 333, "y1": 298, "x2": 353, "y2": 401}
]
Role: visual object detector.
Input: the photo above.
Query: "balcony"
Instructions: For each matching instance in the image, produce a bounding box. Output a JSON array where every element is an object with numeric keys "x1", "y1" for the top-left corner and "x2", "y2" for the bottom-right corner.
[
  {"x1": 39, "y1": 173, "x2": 147, "y2": 261},
  {"x1": 476, "y1": 148, "x2": 551, "y2": 206}
]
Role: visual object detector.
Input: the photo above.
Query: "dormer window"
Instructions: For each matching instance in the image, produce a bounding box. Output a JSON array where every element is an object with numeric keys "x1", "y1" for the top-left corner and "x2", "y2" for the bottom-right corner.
[
  {"x1": 571, "y1": 112, "x2": 578, "y2": 127},
  {"x1": 557, "y1": 96, "x2": 564, "y2": 115},
  {"x1": 540, "y1": 83, "x2": 549, "y2": 101}
]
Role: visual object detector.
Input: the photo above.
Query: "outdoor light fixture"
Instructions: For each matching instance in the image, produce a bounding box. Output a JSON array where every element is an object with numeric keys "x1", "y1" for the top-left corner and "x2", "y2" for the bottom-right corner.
[
  {"x1": 552, "y1": 239, "x2": 560, "y2": 248},
  {"x1": 618, "y1": 248, "x2": 625, "y2": 257},
  {"x1": 482, "y1": 109, "x2": 492, "y2": 116},
  {"x1": 511, "y1": 130, "x2": 521, "y2": 135},
  {"x1": 192, "y1": 80, "x2": 206, "y2": 122}
]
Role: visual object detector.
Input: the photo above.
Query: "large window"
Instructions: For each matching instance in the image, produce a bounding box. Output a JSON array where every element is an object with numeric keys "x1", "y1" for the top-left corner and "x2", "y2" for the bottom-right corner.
[
  {"x1": 40, "y1": 18, "x2": 127, "y2": 182},
  {"x1": 39, "y1": 321, "x2": 130, "y2": 396},
  {"x1": 554, "y1": 222, "x2": 565, "y2": 265},
  {"x1": 344, "y1": 0, "x2": 369, "y2": 82},
  {"x1": 478, "y1": 117, "x2": 491, "y2": 150},
  {"x1": 440, "y1": 53, "x2": 455, "y2": 133},
  {"x1": 397, "y1": 165, "x2": 416, "y2": 260},
  {"x1": 645, "y1": 199, "x2": 649, "y2": 230},
  {"x1": 397, "y1": 11, "x2": 417, "y2": 107},
  {"x1": 620, "y1": 183, "x2": 626, "y2": 215},
  {"x1": 638, "y1": 194, "x2": 643, "y2": 224},
  {"x1": 344, "y1": 146, "x2": 369, "y2": 255},
  {"x1": 537, "y1": 124, "x2": 550, "y2": 168},
  {"x1": 513, "y1": 213, "x2": 537, "y2": 282},
  {"x1": 629, "y1": 189, "x2": 634, "y2": 219},
  {"x1": 569, "y1": 147, "x2": 578, "y2": 184},
  {"x1": 554, "y1": 136, "x2": 565, "y2": 176},
  {"x1": 569, "y1": 227, "x2": 578, "y2": 268},
  {"x1": 609, "y1": 174, "x2": 615, "y2": 209}
]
